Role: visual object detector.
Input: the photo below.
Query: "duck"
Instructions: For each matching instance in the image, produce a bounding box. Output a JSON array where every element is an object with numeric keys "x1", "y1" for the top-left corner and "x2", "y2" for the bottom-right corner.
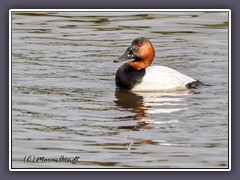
[{"x1": 114, "y1": 37, "x2": 204, "y2": 91}]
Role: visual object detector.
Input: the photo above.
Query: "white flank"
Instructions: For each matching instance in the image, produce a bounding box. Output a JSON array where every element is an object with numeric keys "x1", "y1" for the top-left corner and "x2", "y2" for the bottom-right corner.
[{"x1": 132, "y1": 66, "x2": 196, "y2": 91}]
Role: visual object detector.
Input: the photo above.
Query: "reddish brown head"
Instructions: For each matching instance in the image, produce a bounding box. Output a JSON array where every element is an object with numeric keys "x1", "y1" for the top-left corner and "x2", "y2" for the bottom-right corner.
[{"x1": 114, "y1": 37, "x2": 155, "y2": 70}]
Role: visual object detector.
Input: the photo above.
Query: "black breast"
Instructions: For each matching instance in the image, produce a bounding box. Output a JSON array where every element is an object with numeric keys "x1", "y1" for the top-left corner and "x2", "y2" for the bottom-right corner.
[{"x1": 115, "y1": 63, "x2": 146, "y2": 89}]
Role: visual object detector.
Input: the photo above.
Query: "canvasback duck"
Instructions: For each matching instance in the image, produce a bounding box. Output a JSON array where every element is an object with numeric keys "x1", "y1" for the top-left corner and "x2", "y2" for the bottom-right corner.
[{"x1": 114, "y1": 37, "x2": 204, "y2": 91}]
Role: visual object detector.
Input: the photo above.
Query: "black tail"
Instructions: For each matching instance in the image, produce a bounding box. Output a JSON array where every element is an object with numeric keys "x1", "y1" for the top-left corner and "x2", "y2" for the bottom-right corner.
[{"x1": 185, "y1": 80, "x2": 210, "y2": 89}]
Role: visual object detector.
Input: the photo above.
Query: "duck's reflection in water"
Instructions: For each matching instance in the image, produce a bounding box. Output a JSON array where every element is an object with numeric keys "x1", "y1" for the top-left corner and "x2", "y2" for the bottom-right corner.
[
  {"x1": 114, "y1": 89, "x2": 196, "y2": 130},
  {"x1": 114, "y1": 89, "x2": 197, "y2": 148},
  {"x1": 114, "y1": 89, "x2": 150, "y2": 120},
  {"x1": 114, "y1": 89, "x2": 153, "y2": 130}
]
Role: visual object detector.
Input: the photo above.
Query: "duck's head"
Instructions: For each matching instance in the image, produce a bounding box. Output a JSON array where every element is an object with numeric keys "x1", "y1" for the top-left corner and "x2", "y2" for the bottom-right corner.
[{"x1": 114, "y1": 37, "x2": 155, "y2": 70}]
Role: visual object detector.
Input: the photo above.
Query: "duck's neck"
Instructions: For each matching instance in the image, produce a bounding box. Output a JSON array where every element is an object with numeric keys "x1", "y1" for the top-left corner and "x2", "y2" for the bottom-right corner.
[{"x1": 128, "y1": 60, "x2": 151, "y2": 71}]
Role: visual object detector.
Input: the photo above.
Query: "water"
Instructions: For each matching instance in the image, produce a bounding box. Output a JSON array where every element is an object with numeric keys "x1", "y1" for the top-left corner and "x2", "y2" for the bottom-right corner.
[{"x1": 11, "y1": 11, "x2": 229, "y2": 169}]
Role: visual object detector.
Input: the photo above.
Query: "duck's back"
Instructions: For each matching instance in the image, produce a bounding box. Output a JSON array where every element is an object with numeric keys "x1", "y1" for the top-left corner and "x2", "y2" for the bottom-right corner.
[{"x1": 132, "y1": 66, "x2": 196, "y2": 91}]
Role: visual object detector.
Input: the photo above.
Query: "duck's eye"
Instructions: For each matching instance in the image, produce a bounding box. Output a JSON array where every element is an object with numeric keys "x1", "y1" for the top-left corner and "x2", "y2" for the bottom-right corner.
[{"x1": 138, "y1": 43, "x2": 142, "y2": 47}]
